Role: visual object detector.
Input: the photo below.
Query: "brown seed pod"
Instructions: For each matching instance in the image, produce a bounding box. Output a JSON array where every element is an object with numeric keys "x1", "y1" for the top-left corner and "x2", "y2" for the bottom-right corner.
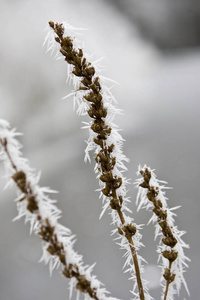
[
  {"x1": 139, "y1": 181, "x2": 149, "y2": 189},
  {"x1": 91, "y1": 123, "x2": 102, "y2": 133},
  {"x1": 93, "y1": 137, "x2": 103, "y2": 147},
  {"x1": 86, "y1": 67, "x2": 95, "y2": 77},
  {"x1": 81, "y1": 77, "x2": 91, "y2": 87},
  {"x1": 27, "y1": 195, "x2": 38, "y2": 213},
  {"x1": 72, "y1": 67, "x2": 82, "y2": 77},
  {"x1": 110, "y1": 198, "x2": 120, "y2": 210},
  {"x1": 122, "y1": 224, "x2": 137, "y2": 237},
  {"x1": 163, "y1": 268, "x2": 171, "y2": 281},
  {"x1": 12, "y1": 171, "x2": 27, "y2": 193},
  {"x1": 162, "y1": 250, "x2": 178, "y2": 262},
  {"x1": 48, "y1": 21, "x2": 55, "y2": 29},
  {"x1": 162, "y1": 236, "x2": 177, "y2": 248},
  {"x1": 100, "y1": 172, "x2": 113, "y2": 183},
  {"x1": 101, "y1": 184, "x2": 111, "y2": 196}
]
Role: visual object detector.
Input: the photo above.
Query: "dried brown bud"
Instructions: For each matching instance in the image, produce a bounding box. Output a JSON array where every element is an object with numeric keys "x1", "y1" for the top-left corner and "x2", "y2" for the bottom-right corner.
[
  {"x1": 158, "y1": 220, "x2": 168, "y2": 230},
  {"x1": 47, "y1": 244, "x2": 56, "y2": 255},
  {"x1": 163, "y1": 268, "x2": 171, "y2": 281},
  {"x1": 139, "y1": 181, "x2": 149, "y2": 189},
  {"x1": 81, "y1": 77, "x2": 91, "y2": 87},
  {"x1": 94, "y1": 77, "x2": 101, "y2": 89},
  {"x1": 76, "y1": 275, "x2": 90, "y2": 292},
  {"x1": 27, "y1": 195, "x2": 38, "y2": 213},
  {"x1": 72, "y1": 67, "x2": 82, "y2": 77},
  {"x1": 86, "y1": 67, "x2": 95, "y2": 77},
  {"x1": 96, "y1": 152, "x2": 108, "y2": 163},
  {"x1": 101, "y1": 184, "x2": 111, "y2": 196},
  {"x1": 62, "y1": 267, "x2": 71, "y2": 278},
  {"x1": 12, "y1": 171, "x2": 27, "y2": 193},
  {"x1": 154, "y1": 208, "x2": 167, "y2": 219},
  {"x1": 147, "y1": 190, "x2": 154, "y2": 201},
  {"x1": 99, "y1": 108, "x2": 107, "y2": 118},
  {"x1": 163, "y1": 268, "x2": 176, "y2": 283},
  {"x1": 55, "y1": 36, "x2": 60, "y2": 43},
  {"x1": 144, "y1": 168, "x2": 151, "y2": 180},
  {"x1": 49, "y1": 21, "x2": 55, "y2": 29},
  {"x1": 93, "y1": 137, "x2": 103, "y2": 147},
  {"x1": 162, "y1": 236, "x2": 177, "y2": 248},
  {"x1": 162, "y1": 250, "x2": 178, "y2": 262},
  {"x1": 38, "y1": 220, "x2": 55, "y2": 242},
  {"x1": 110, "y1": 198, "x2": 120, "y2": 210},
  {"x1": 100, "y1": 172, "x2": 113, "y2": 183},
  {"x1": 108, "y1": 144, "x2": 114, "y2": 153},
  {"x1": 88, "y1": 108, "x2": 96, "y2": 118},
  {"x1": 61, "y1": 36, "x2": 73, "y2": 49},
  {"x1": 91, "y1": 122, "x2": 102, "y2": 133},
  {"x1": 144, "y1": 174, "x2": 150, "y2": 183},
  {"x1": 84, "y1": 93, "x2": 97, "y2": 103},
  {"x1": 122, "y1": 224, "x2": 137, "y2": 237},
  {"x1": 97, "y1": 93, "x2": 102, "y2": 101},
  {"x1": 78, "y1": 48, "x2": 83, "y2": 57},
  {"x1": 59, "y1": 253, "x2": 66, "y2": 265}
]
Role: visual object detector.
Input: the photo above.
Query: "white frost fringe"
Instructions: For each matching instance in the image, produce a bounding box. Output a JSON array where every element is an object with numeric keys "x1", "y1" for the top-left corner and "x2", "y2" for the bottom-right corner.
[{"x1": 0, "y1": 119, "x2": 118, "y2": 300}]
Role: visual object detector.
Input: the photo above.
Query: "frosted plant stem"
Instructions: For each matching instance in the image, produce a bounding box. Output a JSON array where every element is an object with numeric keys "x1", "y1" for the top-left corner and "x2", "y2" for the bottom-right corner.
[
  {"x1": 164, "y1": 261, "x2": 172, "y2": 300},
  {"x1": 0, "y1": 130, "x2": 119, "y2": 300},
  {"x1": 112, "y1": 189, "x2": 145, "y2": 300},
  {"x1": 2, "y1": 138, "x2": 17, "y2": 171},
  {"x1": 47, "y1": 21, "x2": 147, "y2": 300},
  {"x1": 0, "y1": 138, "x2": 98, "y2": 299},
  {"x1": 136, "y1": 166, "x2": 190, "y2": 300}
]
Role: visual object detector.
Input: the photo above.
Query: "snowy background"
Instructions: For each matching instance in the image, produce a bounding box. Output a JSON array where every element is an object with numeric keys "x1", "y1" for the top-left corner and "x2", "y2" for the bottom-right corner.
[{"x1": 0, "y1": 0, "x2": 199, "y2": 299}]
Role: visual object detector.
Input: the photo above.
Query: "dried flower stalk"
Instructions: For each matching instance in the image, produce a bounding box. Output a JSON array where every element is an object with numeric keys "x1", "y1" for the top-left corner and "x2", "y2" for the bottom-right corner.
[
  {"x1": 136, "y1": 165, "x2": 190, "y2": 300},
  {"x1": 0, "y1": 120, "x2": 118, "y2": 300},
  {"x1": 47, "y1": 21, "x2": 151, "y2": 300}
]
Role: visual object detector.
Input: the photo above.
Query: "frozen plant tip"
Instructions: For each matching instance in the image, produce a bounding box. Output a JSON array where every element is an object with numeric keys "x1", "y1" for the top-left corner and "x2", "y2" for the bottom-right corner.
[
  {"x1": 135, "y1": 165, "x2": 190, "y2": 300},
  {"x1": 0, "y1": 119, "x2": 119, "y2": 300},
  {"x1": 46, "y1": 21, "x2": 154, "y2": 300}
]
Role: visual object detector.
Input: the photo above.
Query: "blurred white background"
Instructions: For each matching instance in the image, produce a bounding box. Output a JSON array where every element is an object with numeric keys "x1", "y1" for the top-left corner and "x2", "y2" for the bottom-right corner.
[{"x1": 0, "y1": 0, "x2": 199, "y2": 299}]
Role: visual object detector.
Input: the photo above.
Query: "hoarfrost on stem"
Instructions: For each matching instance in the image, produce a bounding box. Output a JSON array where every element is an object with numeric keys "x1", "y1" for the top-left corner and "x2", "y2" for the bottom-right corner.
[
  {"x1": 135, "y1": 165, "x2": 190, "y2": 299},
  {"x1": 45, "y1": 21, "x2": 152, "y2": 299},
  {"x1": 0, "y1": 119, "x2": 119, "y2": 300}
]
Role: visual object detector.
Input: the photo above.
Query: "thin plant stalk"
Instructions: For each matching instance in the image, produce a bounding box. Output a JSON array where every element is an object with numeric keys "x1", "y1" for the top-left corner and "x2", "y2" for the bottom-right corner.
[
  {"x1": 47, "y1": 21, "x2": 146, "y2": 300},
  {"x1": 136, "y1": 166, "x2": 190, "y2": 300}
]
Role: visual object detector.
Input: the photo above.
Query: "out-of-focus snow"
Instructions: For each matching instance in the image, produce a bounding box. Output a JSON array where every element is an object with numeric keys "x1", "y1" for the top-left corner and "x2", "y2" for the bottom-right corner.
[{"x1": 0, "y1": 0, "x2": 199, "y2": 300}]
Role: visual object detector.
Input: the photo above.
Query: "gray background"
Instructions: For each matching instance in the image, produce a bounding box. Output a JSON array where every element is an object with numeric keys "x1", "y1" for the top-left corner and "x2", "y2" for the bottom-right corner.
[{"x1": 0, "y1": 0, "x2": 199, "y2": 299}]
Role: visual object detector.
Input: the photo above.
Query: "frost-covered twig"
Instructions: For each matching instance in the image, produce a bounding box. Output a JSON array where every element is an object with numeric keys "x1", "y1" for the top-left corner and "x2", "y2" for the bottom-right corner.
[
  {"x1": 135, "y1": 166, "x2": 190, "y2": 300},
  {"x1": 0, "y1": 119, "x2": 118, "y2": 300},
  {"x1": 46, "y1": 21, "x2": 153, "y2": 300}
]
